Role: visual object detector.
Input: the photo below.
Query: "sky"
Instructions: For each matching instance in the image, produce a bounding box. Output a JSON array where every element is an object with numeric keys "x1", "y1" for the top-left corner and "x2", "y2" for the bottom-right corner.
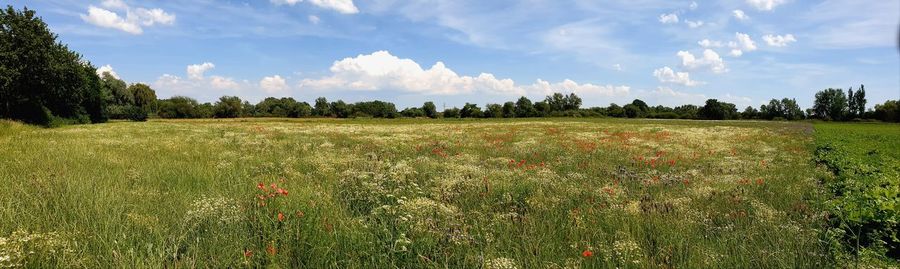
[{"x1": 8, "y1": 0, "x2": 900, "y2": 109}]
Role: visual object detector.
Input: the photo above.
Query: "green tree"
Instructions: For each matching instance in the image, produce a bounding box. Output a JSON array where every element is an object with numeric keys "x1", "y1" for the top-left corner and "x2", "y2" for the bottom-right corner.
[
  {"x1": 813, "y1": 88, "x2": 848, "y2": 120},
  {"x1": 157, "y1": 96, "x2": 199, "y2": 118},
  {"x1": 565, "y1": 93, "x2": 582, "y2": 110},
  {"x1": 0, "y1": 6, "x2": 106, "y2": 125},
  {"x1": 459, "y1": 103, "x2": 483, "y2": 118},
  {"x1": 213, "y1": 96, "x2": 243, "y2": 118},
  {"x1": 781, "y1": 98, "x2": 803, "y2": 120},
  {"x1": 330, "y1": 100, "x2": 351, "y2": 118},
  {"x1": 874, "y1": 100, "x2": 899, "y2": 122},
  {"x1": 314, "y1": 97, "x2": 331, "y2": 117},
  {"x1": 623, "y1": 104, "x2": 642, "y2": 118},
  {"x1": 673, "y1": 104, "x2": 698, "y2": 119},
  {"x1": 501, "y1": 102, "x2": 516, "y2": 118},
  {"x1": 854, "y1": 84, "x2": 866, "y2": 118},
  {"x1": 443, "y1": 107, "x2": 460, "y2": 118},
  {"x1": 485, "y1": 103, "x2": 503, "y2": 118},
  {"x1": 514, "y1": 96, "x2": 535, "y2": 117},
  {"x1": 422, "y1": 101, "x2": 437, "y2": 118},
  {"x1": 698, "y1": 99, "x2": 737, "y2": 120},
  {"x1": 742, "y1": 106, "x2": 759, "y2": 119}
]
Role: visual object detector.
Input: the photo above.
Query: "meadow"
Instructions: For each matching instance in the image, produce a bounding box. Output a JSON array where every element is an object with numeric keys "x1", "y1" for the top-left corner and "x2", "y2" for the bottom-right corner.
[{"x1": 0, "y1": 118, "x2": 864, "y2": 268}]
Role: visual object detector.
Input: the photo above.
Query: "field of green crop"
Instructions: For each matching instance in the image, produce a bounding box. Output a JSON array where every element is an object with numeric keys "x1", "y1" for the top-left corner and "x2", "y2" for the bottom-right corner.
[
  {"x1": 0, "y1": 118, "x2": 859, "y2": 268},
  {"x1": 813, "y1": 122, "x2": 899, "y2": 265}
]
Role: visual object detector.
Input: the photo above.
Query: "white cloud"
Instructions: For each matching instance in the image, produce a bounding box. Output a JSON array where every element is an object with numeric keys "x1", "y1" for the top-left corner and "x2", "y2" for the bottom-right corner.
[
  {"x1": 690, "y1": 1, "x2": 698, "y2": 10},
  {"x1": 762, "y1": 34, "x2": 797, "y2": 47},
  {"x1": 96, "y1": 64, "x2": 120, "y2": 79},
  {"x1": 649, "y1": 87, "x2": 708, "y2": 105},
  {"x1": 698, "y1": 39, "x2": 723, "y2": 48},
  {"x1": 653, "y1": 66, "x2": 702, "y2": 86},
  {"x1": 132, "y1": 8, "x2": 176, "y2": 26},
  {"x1": 80, "y1": 3, "x2": 175, "y2": 35},
  {"x1": 677, "y1": 49, "x2": 727, "y2": 73},
  {"x1": 81, "y1": 6, "x2": 142, "y2": 34},
  {"x1": 299, "y1": 50, "x2": 629, "y2": 97},
  {"x1": 747, "y1": 0, "x2": 786, "y2": 11},
  {"x1": 658, "y1": 13, "x2": 679, "y2": 24},
  {"x1": 613, "y1": 64, "x2": 622, "y2": 71},
  {"x1": 732, "y1": 9, "x2": 749, "y2": 20},
  {"x1": 525, "y1": 79, "x2": 630, "y2": 97},
  {"x1": 308, "y1": 15, "x2": 321, "y2": 24},
  {"x1": 210, "y1": 76, "x2": 239, "y2": 90},
  {"x1": 272, "y1": 0, "x2": 359, "y2": 14},
  {"x1": 187, "y1": 62, "x2": 215, "y2": 80},
  {"x1": 260, "y1": 75, "x2": 288, "y2": 93},
  {"x1": 685, "y1": 20, "x2": 704, "y2": 28},
  {"x1": 728, "y1": 32, "x2": 757, "y2": 57}
]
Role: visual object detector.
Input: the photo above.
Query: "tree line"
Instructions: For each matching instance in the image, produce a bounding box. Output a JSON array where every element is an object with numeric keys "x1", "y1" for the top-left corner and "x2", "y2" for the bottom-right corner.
[{"x1": 2, "y1": 6, "x2": 898, "y2": 126}]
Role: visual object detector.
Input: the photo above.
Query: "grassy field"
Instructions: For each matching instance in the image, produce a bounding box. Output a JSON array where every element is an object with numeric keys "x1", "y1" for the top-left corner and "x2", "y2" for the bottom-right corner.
[
  {"x1": 0, "y1": 118, "x2": 844, "y2": 268},
  {"x1": 813, "y1": 122, "x2": 899, "y2": 265}
]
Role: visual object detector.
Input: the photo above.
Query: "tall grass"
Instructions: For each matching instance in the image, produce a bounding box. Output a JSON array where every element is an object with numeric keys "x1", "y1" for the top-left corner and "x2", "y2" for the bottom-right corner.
[{"x1": 0, "y1": 118, "x2": 837, "y2": 268}]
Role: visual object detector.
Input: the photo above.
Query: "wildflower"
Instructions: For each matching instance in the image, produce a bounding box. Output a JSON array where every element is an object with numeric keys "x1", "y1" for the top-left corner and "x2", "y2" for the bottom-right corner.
[
  {"x1": 295, "y1": 210, "x2": 305, "y2": 218},
  {"x1": 270, "y1": 183, "x2": 278, "y2": 190},
  {"x1": 278, "y1": 212, "x2": 285, "y2": 222},
  {"x1": 756, "y1": 178, "x2": 764, "y2": 185},
  {"x1": 277, "y1": 188, "x2": 288, "y2": 196},
  {"x1": 266, "y1": 244, "x2": 277, "y2": 255},
  {"x1": 668, "y1": 159, "x2": 676, "y2": 167},
  {"x1": 257, "y1": 183, "x2": 265, "y2": 191},
  {"x1": 582, "y1": 249, "x2": 593, "y2": 258},
  {"x1": 244, "y1": 250, "x2": 253, "y2": 257}
]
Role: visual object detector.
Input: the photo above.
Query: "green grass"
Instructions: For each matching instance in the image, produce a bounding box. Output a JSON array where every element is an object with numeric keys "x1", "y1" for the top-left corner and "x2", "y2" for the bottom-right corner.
[
  {"x1": 813, "y1": 122, "x2": 900, "y2": 265},
  {"x1": 0, "y1": 118, "x2": 844, "y2": 268}
]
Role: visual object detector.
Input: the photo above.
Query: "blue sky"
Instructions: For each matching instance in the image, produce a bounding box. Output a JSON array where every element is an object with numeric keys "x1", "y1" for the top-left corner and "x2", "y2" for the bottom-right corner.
[{"x1": 9, "y1": 0, "x2": 900, "y2": 109}]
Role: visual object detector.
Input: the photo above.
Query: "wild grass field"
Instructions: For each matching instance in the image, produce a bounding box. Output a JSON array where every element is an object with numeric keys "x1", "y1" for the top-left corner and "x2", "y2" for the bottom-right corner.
[{"x1": 0, "y1": 118, "x2": 865, "y2": 268}]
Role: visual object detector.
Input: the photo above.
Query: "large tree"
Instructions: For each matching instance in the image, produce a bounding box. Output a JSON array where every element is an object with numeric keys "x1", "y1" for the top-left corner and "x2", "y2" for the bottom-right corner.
[
  {"x1": 1, "y1": 6, "x2": 106, "y2": 125},
  {"x1": 422, "y1": 101, "x2": 437, "y2": 118},
  {"x1": 813, "y1": 88, "x2": 848, "y2": 120},
  {"x1": 213, "y1": 96, "x2": 243, "y2": 118}
]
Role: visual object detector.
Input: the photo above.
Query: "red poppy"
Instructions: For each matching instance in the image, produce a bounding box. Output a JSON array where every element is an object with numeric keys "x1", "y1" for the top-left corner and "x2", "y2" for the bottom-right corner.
[
  {"x1": 756, "y1": 178, "x2": 764, "y2": 185},
  {"x1": 582, "y1": 249, "x2": 593, "y2": 257},
  {"x1": 257, "y1": 183, "x2": 265, "y2": 191},
  {"x1": 244, "y1": 250, "x2": 253, "y2": 257},
  {"x1": 277, "y1": 188, "x2": 288, "y2": 196},
  {"x1": 278, "y1": 212, "x2": 285, "y2": 222},
  {"x1": 266, "y1": 245, "x2": 277, "y2": 255}
]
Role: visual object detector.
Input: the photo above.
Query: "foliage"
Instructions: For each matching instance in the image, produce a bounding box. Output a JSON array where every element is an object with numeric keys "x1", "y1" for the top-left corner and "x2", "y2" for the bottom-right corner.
[
  {"x1": 0, "y1": 6, "x2": 106, "y2": 125},
  {"x1": 814, "y1": 122, "x2": 900, "y2": 262},
  {"x1": 813, "y1": 88, "x2": 849, "y2": 121},
  {"x1": 212, "y1": 96, "x2": 243, "y2": 118},
  {"x1": 422, "y1": 101, "x2": 437, "y2": 118},
  {"x1": 698, "y1": 99, "x2": 738, "y2": 120},
  {"x1": 874, "y1": 100, "x2": 899, "y2": 123}
]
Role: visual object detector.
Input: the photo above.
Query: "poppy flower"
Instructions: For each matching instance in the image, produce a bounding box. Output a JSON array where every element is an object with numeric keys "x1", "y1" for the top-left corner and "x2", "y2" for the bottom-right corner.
[
  {"x1": 267, "y1": 245, "x2": 277, "y2": 255},
  {"x1": 277, "y1": 188, "x2": 288, "y2": 196},
  {"x1": 582, "y1": 249, "x2": 593, "y2": 257},
  {"x1": 257, "y1": 183, "x2": 265, "y2": 191},
  {"x1": 244, "y1": 250, "x2": 253, "y2": 257},
  {"x1": 278, "y1": 212, "x2": 285, "y2": 222}
]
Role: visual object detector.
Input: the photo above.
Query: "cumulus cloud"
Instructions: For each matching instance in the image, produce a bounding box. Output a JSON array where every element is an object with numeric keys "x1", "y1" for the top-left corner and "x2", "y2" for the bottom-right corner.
[
  {"x1": 690, "y1": 1, "x2": 698, "y2": 10},
  {"x1": 728, "y1": 32, "x2": 757, "y2": 57},
  {"x1": 80, "y1": 2, "x2": 175, "y2": 35},
  {"x1": 747, "y1": 0, "x2": 786, "y2": 11},
  {"x1": 308, "y1": 15, "x2": 321, "y2": 24},
  {"x1": 658, "y1": 13, "x2": 679, "y2": 24},
  {"x1": 271, "y1": 0, "x2": 359, "y2": 14},
  {"x1": 653, "y1": 66, "x2": 702, "y2": 86},
  {"x1": 732, "y1": 10, "x2": 749, "y2": 20},
  {"x1": 299, "y1": 50, "x2": 629, "y2": 97},
  {"x1": 187, "y1": 62, "x2": 215, "y2": 80},
  {"x1": 698, "y1": 39, "x2": 723, "y2": 48},
  {"x1": 676, "y1": 49, "x2": 727, "y2": 73},
  {"x1": 260, "y1": 75, "x2": 288, "y2": 93},
  {"x1": 685, "y1": 20, "x2": 704, "y2": 28},
  {"x1": 96, "y1": 64, "x2": 120, "y2": 79},
  {"x1": 762, "y1": 34, "x2": 797, "y2": 47},
  {"x1": 210, "y1": 76, "x2": 239, "y2": 90}
]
